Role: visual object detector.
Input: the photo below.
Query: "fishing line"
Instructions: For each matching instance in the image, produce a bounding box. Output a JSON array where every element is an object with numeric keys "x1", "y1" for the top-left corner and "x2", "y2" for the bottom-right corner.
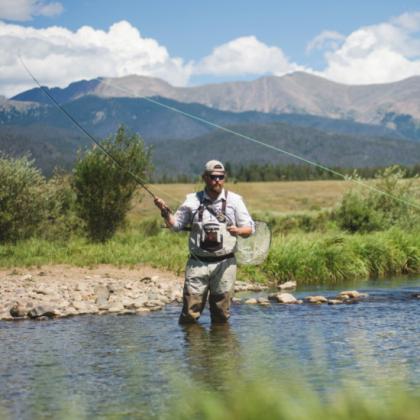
[
  {"x1": 100, "y1": 78, "x2": 420, "y2": 212},
  {"x1": 18, "y1": 56, "x2": 162, "y2": 202},
  {"x1": 18, "y1": 59, "x2": 268, "y2": 267}
]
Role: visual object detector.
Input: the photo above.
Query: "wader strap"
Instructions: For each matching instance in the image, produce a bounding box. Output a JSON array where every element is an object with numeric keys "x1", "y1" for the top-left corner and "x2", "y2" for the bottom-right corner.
[
  {"x1": 197, "y1": 190, "x2": 228, "y2": 223},
  {"x1": 222, "y1": 190, "x2": 228, "y2": 214}
]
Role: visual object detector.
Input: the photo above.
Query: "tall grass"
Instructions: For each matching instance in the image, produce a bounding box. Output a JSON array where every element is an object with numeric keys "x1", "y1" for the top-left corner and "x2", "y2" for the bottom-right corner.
[
  {"x1": 166, "y1": 375, "x2": 420, "y2": 420},
  {"x1": 0, "y1": 218, "x2": 188, "y2": 275},
  {"x1": 263, "y1": 228, "x2": 420, "y2": 284},
  {"x1": 1, "y1": 218, "x2": 419, "y2": 285}
]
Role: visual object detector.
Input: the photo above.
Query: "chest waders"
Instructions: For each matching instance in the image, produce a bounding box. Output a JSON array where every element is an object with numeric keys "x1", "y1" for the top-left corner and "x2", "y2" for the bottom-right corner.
[
  {"x1": 180, "y1": 191, "x2": 237, "y2": 324},
  {"x1": 188, "y1": 191, "x2": 237, "y2": 260}
]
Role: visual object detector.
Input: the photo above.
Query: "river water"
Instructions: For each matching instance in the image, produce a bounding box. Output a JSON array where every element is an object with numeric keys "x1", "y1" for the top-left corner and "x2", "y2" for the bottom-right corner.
[{"x1": 1, "y1": 277, "x2": 419, "y2": 419}]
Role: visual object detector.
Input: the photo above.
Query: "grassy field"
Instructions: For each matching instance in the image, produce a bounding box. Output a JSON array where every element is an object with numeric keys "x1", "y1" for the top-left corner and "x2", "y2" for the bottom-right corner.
[
  {"x1": 131, "y1": 179, "x2": 354, "y2": 219},
  {"x1": 1, "y1": 178, "x2": 419, "y2": 284}
]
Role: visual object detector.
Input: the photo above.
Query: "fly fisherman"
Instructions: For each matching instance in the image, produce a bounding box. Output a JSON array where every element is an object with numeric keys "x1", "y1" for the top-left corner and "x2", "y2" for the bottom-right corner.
[{"x1": 154, "y1": 160, "x2": 254, "y2": 324}]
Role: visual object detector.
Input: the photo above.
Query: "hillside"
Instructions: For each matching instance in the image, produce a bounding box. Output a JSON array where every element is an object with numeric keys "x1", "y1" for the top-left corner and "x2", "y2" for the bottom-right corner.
[{"x1": 151, "y1": 122, "x2": 420, "y2": 177}]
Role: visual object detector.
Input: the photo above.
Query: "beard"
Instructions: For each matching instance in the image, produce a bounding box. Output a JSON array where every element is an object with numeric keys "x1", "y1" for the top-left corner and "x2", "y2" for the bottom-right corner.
[{"x1": 207, "y1": 183, "x2": 223, "y2": 195}]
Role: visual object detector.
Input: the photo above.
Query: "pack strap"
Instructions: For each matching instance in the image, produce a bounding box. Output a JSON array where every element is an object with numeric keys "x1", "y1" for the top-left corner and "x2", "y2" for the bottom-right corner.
[{"x1": 197, "y1": 190, "x2": 228, "y2": 222}]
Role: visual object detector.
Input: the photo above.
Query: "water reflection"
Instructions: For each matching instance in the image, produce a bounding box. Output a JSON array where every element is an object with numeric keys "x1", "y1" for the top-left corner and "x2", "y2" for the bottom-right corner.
[
  {"x1": 0, "y1": 277, "x2": 419, "y2": 418},
  {"x1": 181, "y1": 322, "x2": 241, "y2": 389}
]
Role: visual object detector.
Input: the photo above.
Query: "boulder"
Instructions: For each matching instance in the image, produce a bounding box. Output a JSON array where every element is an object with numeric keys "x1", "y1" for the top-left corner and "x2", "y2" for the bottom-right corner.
[
  {"x1": 271, "y1": 293, "x2": 299, "y2": 304},
  {"x1": 27, "y1": 305, "x2": 56, "y2": 319},
  {"x1": 339, "y1": 290, "x2": 368, "y2": 299},
  {"x1": 10, "y1": 303, "x2": 27, "y2": 318},
  {"x1": 107, "y1": 303, "x2": 125, "y2": 313},
  {"x1": 244, "y1": 298, "x2": 258, "y2": 304},
  {"x1": 257, "y1": 297, "x2": 270, "y2": 306},
  {"x1": 277, "y1": 281, "x2": 297, "y2": 290},
  {"x1": 304, "y1": 295, "x2": 328, "y2": 304},
  {"x1": 327, "y1": 299, "x2": 344, "y2": 305}
]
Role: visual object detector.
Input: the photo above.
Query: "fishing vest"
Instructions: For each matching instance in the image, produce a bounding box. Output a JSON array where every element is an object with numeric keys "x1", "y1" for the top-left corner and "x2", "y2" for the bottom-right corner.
[{"x1": 188, "y1": 190, "x2": 237, "y2": 257}]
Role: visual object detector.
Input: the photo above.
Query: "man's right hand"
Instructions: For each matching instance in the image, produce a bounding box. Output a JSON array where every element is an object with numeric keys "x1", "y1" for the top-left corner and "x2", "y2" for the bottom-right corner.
[
  {"x1": 154, "y1": 197, "x2": 167, "y2": 210},
  {"x1": 154, "y1": 197, "x2": 172, "y2": 220}
]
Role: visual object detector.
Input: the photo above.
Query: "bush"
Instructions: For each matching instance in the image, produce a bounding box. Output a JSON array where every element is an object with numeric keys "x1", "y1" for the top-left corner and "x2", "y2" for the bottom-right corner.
[
  {"x1": 72, "y1": 127, "x2": 152, "y2": 242},
  {"x1": 335, "y1": 166, "x2": 419, "y2": 233},
  {"x1": 0, "y1": 154, "x2": 46, "y2": 242},
  {"x1": 38, "y1": 172, "x2": 82, "y2": 240}
]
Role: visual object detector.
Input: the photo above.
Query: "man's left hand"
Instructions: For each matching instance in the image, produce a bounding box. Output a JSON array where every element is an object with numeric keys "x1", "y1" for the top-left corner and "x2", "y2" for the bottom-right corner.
[{"x1": 227, "y1": 225, "x2": 252, "y2": 237}]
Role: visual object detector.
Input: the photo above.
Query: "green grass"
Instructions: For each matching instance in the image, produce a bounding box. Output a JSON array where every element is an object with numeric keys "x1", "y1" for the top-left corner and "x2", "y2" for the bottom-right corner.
[
  {"x1": 262, "y1": 228, "x2": 420, "y2": 284},
  {"x1": 166, "y1": 376, "x2": 420, "y2": 420},
  {"x1": 1, "y1": 216, "x2": 419, "y2": 285},
  {"x1": 0, "y1": 229, "x2": 188, "y2": 275}
]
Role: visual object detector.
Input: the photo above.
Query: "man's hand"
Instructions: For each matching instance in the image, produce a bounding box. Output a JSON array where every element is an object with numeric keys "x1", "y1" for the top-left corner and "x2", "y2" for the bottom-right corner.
[
  {"x1": 154, "y1": 197, "x2": 172, "y2": 220},
  {"x1": 154, "y1": 197, "x2": 166, "y2": 210},
  {"x1": 227, "y1": 225, "x2": 252, "y2": 238}
]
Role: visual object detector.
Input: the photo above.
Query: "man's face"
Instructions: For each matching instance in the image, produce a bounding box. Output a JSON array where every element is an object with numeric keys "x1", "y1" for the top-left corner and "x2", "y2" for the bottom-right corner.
[{"x1": 204, "y1": 172, "x2": 225, "y2": 194}]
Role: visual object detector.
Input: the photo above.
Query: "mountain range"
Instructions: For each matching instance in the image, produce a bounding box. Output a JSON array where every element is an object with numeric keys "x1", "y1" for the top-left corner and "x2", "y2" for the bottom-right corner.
[{"x1": 1, "y1": 71, "x2": 420, "y2": 176}]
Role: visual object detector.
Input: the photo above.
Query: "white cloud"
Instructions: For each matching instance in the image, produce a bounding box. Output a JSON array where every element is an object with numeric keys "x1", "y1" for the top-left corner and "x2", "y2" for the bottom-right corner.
[
  {"x1": 0, "y1": 0, "x2": 63, "y2": 21},
  {"x1": 4, "y1": 12, "x2": 420, "y2": 97},
  {"x1": 306, "y1": 30, "x2": 345, "y2": 53},
  {"x1": 312, "y1": 12, "x2": 420, "y2": 84},
  {"x1": 194, "y1": 35, "x2": 301, "y2": 76},
  {"x1": 0, "y1": 20, "x2": 192, "y2": 96}
]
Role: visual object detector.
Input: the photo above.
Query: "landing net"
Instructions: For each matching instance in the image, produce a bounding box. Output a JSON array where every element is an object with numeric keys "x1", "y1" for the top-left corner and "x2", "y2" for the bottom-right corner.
[{"x1": 236, "y1": 221, "x2": 271, "y2": 265}]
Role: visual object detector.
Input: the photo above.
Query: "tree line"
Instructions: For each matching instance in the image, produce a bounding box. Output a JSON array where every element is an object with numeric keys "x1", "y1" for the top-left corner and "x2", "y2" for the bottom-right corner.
[{"x1": 154, "y1": 162, "x2": 420, "y2": 183}]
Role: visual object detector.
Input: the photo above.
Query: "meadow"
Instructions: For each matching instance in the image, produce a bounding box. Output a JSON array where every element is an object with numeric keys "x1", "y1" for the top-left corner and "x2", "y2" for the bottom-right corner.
[{"x1": 1, "y1": 177, "x2": 419, "y2": 285}]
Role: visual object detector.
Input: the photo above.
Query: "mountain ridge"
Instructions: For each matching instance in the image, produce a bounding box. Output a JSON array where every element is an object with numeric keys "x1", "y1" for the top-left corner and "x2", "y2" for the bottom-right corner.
[{"x1": 12, "y1": 72, "x2": 420, "y2": 128}]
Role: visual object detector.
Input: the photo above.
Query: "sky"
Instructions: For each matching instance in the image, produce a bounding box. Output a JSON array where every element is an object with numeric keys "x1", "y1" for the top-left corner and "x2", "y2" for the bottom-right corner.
[{"x1": 2, "y1": 0, "x2": 420, "y2": 97}]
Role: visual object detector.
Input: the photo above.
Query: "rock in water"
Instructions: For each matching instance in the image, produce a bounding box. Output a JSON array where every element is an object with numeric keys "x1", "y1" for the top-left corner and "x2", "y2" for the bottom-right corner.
[
  {"x1": 27, "y1": 305, "x2": 56, "y2": 319},
  {"x1": 244, "y1": 298, "x2": 258, "y2": 304},
  {"x1": 339, "y1": 290, "x2": 368, "y2": 300},
  {"x1": 277, "y1": 281, "x2": 297, "y2": 290},
  {"x1": 327, "y1": 299, "x2": 344, "y2": 305},
  {"x1": 270, "y1": 293, "x2": 299, "y2": 304},
  {"x1": 10, "y1": 303, "x2": 27, "y2": 318},
  {"x1": 304, "y1": 295, "x2": 328, "y2": 304}
]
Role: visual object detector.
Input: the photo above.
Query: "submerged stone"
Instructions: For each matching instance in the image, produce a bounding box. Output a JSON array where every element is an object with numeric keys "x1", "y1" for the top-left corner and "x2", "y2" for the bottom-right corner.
[
  {"x1": 339, "y1": 290, "x2": 368, "y2": 299},
  {"x1": 244, "y1": 298, "x2": 258, "y2": 304},
  {"x1": 304, "y1": 295, "x2": 328, "y2": 304}
]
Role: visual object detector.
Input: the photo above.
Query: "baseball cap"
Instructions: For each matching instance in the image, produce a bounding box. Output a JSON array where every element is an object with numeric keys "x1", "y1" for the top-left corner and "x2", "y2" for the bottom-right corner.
[{"x1": 204, "y1": 160, "x2": 225, "y2": 173}]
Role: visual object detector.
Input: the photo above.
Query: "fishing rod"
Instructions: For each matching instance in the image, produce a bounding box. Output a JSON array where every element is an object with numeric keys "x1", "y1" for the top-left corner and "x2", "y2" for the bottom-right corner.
[
  {"x1": 100, "y1": 78, "x2": 420, "y2": 212},
  {"x1": 19, "y1": 56, "x2": 420, "y2": 213},
  {"x1": 18, "y1": 56, "x2": 161, "y2": 204},
  {"x1": 18, "y1": 58, "x2": 273, "y2": 267}
]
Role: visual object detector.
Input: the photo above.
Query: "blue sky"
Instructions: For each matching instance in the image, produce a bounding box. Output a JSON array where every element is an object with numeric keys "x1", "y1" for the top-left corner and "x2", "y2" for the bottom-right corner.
[{"x1": 2, "y1": 0, "x2": 420, "y2": 96}]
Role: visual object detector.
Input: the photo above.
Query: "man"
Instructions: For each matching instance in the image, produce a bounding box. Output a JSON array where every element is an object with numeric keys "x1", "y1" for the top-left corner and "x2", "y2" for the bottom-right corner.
[{"x1": 154, "y1": 160, "x2": 254, "y2": 324}]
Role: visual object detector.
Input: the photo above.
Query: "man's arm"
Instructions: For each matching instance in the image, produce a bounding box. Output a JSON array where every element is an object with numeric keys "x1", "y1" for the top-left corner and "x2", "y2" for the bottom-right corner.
[
  {"x1": 228, "y1": 194, "x2": 254, "y2": 238},
  {"x1": 154, "y1": 196, "x2": 193, "y2": 231},
  {"x1": 154, "y1": 197, "x2": 176, "y2": 228}
]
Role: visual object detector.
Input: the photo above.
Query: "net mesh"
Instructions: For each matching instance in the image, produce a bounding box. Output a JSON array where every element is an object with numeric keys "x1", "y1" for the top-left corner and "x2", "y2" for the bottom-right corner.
[{"x1": 236, "y1": 221, "x2": 271, "y2": 265}]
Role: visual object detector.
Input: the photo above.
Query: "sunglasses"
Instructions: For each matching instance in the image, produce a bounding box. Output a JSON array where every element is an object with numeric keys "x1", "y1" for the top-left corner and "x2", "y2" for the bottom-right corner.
[{"x1": 209, "y1": 174, "x2": 225, "y2": 181}]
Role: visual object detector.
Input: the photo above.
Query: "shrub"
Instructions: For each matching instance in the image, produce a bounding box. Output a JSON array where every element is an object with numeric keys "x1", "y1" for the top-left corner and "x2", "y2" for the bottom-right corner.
[
  {"x1": 335, "y1": 166, "x2": 419, "y2": 233},
  {"x1": 72, "y1": 126, "x2": 152, "y2": 242},
  {"x1": 38, "y1": 172, "x2": 82, "y2": 240},
  {"x1": 0, "y1": 154, "x2": 46, "y2": 242}
]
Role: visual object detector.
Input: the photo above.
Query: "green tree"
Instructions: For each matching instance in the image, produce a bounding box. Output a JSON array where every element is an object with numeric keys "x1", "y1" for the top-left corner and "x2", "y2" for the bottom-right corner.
[
  {"x1": 72, "y1": 127, "x2": 152, "y2": 242},
  {"x1": 0, "y1": 154, "x2": 46, "y2": 242}
]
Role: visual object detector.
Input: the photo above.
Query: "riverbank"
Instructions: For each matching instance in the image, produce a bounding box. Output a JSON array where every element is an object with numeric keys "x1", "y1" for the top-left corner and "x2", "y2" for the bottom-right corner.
[{"x1": 0, "y1": 264, "x2": 270, "y2": 321}]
